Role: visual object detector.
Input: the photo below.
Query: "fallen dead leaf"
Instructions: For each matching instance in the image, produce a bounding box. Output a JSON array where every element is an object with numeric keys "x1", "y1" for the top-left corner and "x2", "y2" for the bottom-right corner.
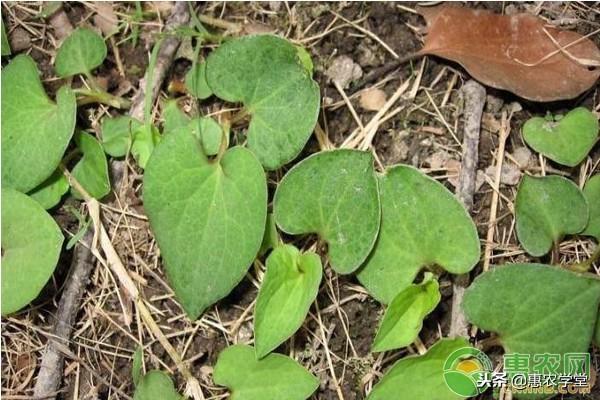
[
  {"x1": 417, "y1": 5, "x2": 600, "y2": 101},
  {"x1": 359, "y1": 88, "x2": 387, "y2": 111}
]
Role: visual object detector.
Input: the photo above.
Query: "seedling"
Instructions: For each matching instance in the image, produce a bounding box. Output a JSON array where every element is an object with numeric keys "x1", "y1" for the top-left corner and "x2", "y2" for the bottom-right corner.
[{"x1": 523, "y1": 107, "x2": 598, "y2": 167}]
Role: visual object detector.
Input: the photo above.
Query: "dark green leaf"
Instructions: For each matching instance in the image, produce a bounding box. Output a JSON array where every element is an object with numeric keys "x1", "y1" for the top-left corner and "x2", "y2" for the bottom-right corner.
[
  {"x1": 71, "y1": 132, "x2": 111, "y2": 200},
  {"x1": 55, "y1": 28, "x2": 107, "y2": 77}
]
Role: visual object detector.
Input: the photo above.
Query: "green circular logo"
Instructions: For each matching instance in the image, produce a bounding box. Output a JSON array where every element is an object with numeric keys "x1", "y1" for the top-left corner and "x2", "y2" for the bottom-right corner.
[{"x1": 443, "y1": 347, "x2": 492, "y2": 397}]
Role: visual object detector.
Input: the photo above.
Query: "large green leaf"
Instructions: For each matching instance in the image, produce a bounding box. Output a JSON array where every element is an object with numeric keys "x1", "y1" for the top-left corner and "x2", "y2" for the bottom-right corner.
[
  {"x1": 71, "y1": 132, "x2": 111, "y2": 200},
  {"x1": 55, "y1": 28, "x2": 107, "y2": 77},
  {"x1": 131, "y1": 124, "x2": 161, "y2": 169},
  {"x1": 133, "y1": 371, "x2": 183, "y2": 400},
  {"x1": 464, "y1": 264, "x2": 600, "y2": 399},
  {"x1": 144, "y1": 131, "x2": 267, "y2": 319},
  {"x1": 372, "y1": 274, "x2": 440, "y2": 352},
  {"x1": 254, "y1": 245, "x2": 322, "y2": 358},
  {"x1": 1, "y1": 54, "x2": 76, "y2": 193},
  {"x1": 206, "y1": 35, "x2": 320, "y2": 170},
  {"x1": 582, "y1": 174, "x2": 600, "y2": 240},
  {"x1": 367, "y1": 338, "x2": 470, "y2": 400},
  {"x1": 357, "y1": 165, "x2": 480, "y2": 304},
  {"x1": 523, "y1": 108, "x2": 598, "y2": 167},
  {"x1": 515, "y1": 175, "x2": 588, "y2": 256},
  {"x1": 28, "y1": 168, "x2": 69, "y2": 209},
  {"x1": 2, "y1": 188, "x2": 64, "y2": 315},
  {"x1": 101, "y1": 115, "x2": 143, "y2": 157},
  {"x1": 213, "y1": 344, "x2": 319, "y2": 400},
  {"x1": 274, "y1": 150, "x2": 380, "y2": 274},
  {"x1": 185, "y1": 61, "x2": 212, "y2": 99}
]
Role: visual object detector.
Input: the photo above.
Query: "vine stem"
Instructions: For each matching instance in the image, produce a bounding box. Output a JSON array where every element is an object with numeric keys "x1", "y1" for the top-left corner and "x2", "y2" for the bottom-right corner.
[
  {"x1": 60, "y1": 165, "x2": 204, "y2": 400},
  {"x1": 565, "y1": 245, "x2": 600, "y2": 273}
]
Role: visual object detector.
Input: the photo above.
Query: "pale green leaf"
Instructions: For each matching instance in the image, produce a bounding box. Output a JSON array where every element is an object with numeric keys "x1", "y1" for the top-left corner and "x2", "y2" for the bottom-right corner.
[
  {"x1": 28, "y1": 168, "x2": 69, "y2": 209},
  {"x1": 186, "y1": 117, "x2": 224, "y2": 156},
  {"x1": 1, "y1": 18, "x2": 10, "y2": 56},
  {"x1": 1, "y1": 54, "x2": 76, "y2": 192},
  {"x1": 372, "y1": 274, "x2": 440, "y2": 352},
  {"x1": 132, "y1": 346, "x2": 143, "y2": 387},
  {"x1": 357, "y1": 165, "x2": 480, "y2": 304},
  {"x1": 133, "y1": 371, "x2": 183, "y2": 400},
  {"x1": 582, "y1": 174, "x2": 600, "y2": 240},
  {"x1": 367, "y1": 338, "x2": 471, "y2": 400},
  {"x1": 132, "y1": 124, "x2": 161, "y2": 169},
  {"x1": 101, "y1": 116, "x2": 143, "y2": 157},
  {"x1": 515, "y1": 175, "x2": 588, "y2": 256},
  {"x1": 1, "y1": 188, "x2": 64, "y2": 315},
  {"x1": 144, "y1": 131, "x2": 267, "y2": 319},
  {"x1": 162, "y1": 100, "x2": 189, "y2": 135},
  {"x1": 206, "y1": 34, "x2": 320, "y2": 170},
  {"x1": 55, "y1": 28, "x2": 107, "y2": 77},
  {"x1": 463, "y1": 263, "x2": 600, "y2": 395},
  {"x1": 71, "y1": 132, "x2": 111, "y2": 200},
  {"x1": 255, "y1": 245, "x2": 322, "y2": 358},
  {"x1": 185, "y1": 61, "x2": 212, "y2": 99},
  {"x1": 274, "y1": 150, "x2": 380, "y2": 274},
  {"x1": 213, "y1": 344, "x2": 319, "y2": 400},
  {"x1": 523, "y1": 108, "x2": 598, "y2": 167}
]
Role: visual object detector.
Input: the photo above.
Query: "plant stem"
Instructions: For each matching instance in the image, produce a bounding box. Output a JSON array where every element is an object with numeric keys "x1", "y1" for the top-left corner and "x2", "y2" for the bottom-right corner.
[
  {"x1": 565, "y1": 245, "x2": 600, "y2": 273},
  {"x1": 74, "y1": 88, "x2": 131, "y2": 109}
]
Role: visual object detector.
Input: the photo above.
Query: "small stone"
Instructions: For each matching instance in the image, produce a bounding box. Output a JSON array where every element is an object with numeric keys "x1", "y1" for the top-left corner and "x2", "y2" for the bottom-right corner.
[
  {"x1": 325, "y1": 55, "x2": 362, "y2": 89},
  {"x1": 359, "y1": 88, "x2": 387, "y2": 111},
  {"x1": 9, "y1": 27, "x2": 30, "y2": 52},
  {"x1": 511, "y1": 146, "x2": 533, "y2": 168},
  {"x1": 485, "y1": 163, "x2": 521, "y2": 186}
]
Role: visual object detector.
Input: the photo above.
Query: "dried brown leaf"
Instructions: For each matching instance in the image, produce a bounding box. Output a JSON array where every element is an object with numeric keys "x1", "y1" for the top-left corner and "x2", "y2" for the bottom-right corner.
[{"x1": 417, "y1": 5, "x2": 600, "y2": 102}]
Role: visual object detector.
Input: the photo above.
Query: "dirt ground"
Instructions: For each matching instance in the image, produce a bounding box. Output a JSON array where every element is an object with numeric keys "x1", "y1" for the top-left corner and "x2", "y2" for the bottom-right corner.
[{"x1": 1, "y1": 2, "x2": 600, "y2": 400}]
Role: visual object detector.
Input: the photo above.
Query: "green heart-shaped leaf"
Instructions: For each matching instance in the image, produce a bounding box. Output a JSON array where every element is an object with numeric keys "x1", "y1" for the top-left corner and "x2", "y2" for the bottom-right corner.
[
  {"x1": 132, "y1": 124, "x2": 161, "y2": 169},
  {"x1": 144, "y1": 131, "x2": 267, "y2": 319},
  {"x1": 274, "y1": 150, "x2": 380, "y2": 274},
  {"x1": 523, "y1": 108, "x2": 598, "y2": 167},
  {"x1": 357, "y1": 165, "x2": 480, "y2": 304},
  {"x1": 367, "y1": 338, "x2": 471, "y2": 400},
  {"x1": 463, "y1": 264, "x2": 600, "y2": 392},
  {"x1": 185, "y1": 117, "x2": 224, "y2": 156},
  {"x1": 2, "y1": 188, "x2": 64, "y2": 315},
  {"x1": 55, "y1": 28, "x2": 107, "y2": 77},
  {"x1": 206, "y1": 35, "x2": 320, "y2": 170},
  {"x1": 515, "y1": 175, "x2": 588, "y2": 256},
  {"x1": 254, "y1": 245, "x2": 322, "y2": 359},
  {"x1": 213, "y1": 344, "x2": 319, "y2": 400},
  {"x1": 185, "y1": 61, "x2": 212, "y2": 100},
  {"x1": 28, "y1": 168, "x2": 69, "y2": 209},
  {"x1": 101, "y1": 116, "x2": 143, "y2": 157},
  {"x1": 132, "y1": 346, "x2": 143, "y2": 387},
  {"x1": 259, "y1": 213, "x2": 279, "y2": 256},
  {"x1": 133, "y1": 371, "x2": 183, "y2": 400},
  {"x1": 372, "y1": 274, "x2": 440, "y2": 353},
  {"x1": 162, "y1": 100, "x2": 189, "y2": 135},
  {"x1": 582, "y1": 174, "x2": 600, "y2": 240},
  {"x1": 71, "y1": 132, "x2": 111, "y2": 200},
  {"x1": 1, "y1": 54, "x2": 76, "y2": 193}
]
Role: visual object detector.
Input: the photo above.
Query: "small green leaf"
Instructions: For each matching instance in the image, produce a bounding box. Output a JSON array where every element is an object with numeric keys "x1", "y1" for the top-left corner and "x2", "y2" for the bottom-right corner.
[
  {"x1": 367, "y1": 338, "x2": 471, "y2": 400},
  {"x1": 1, "y1": 54, "x2": 76, "y2": 193},
  {"x1": 132, "y1": 346, "x2": 143, "y2": 387},
  {"x1": 515, "y1": 175, "x2": 588, "y2": 256},
  {"x1": 55, "y1": 28, "x2": 107, "y2": 77},
  {"x1": 186, "y1": 117, "x2": 224, "y2": 156},
  {"x1": 133, "y1": 371, "x2": 183, "y2": 400},
  {"x1": 28, "y1": 168, "x2": 69, "y2": 209},
  {"x1": 1, "y1": 18, "x2": 11, "y2": 56},
  {"x1": 2, "y1": 188, "x2": 64, "y2": 315},
  {"x1": 185, "y1": 61, "x2": 212, "y2": 99},
  {"x1": 213, "y1": 344, "x2": 319, "y2": 400},
  {"x1": 523, "y1": 108, "x2": 598, "y2": 167},
  {"x1": 582, "y1": 174, "x2": 600, "y2": 240},
  {"x1": 162, "y1": 100, "x2": 189, "y2": 135},
  {"x1": 255, "y1": 245, "x2": 322, "y2": 358},
  {"x1": 206, "y1": 35, "x2": 320, "y2": 170},
  {"x1": 101, "y1": 116, "x2": 143, "y2": 157},
  {"x1": 372, "y1": 274, "x2": 440, "y2": 353},
  {"x1": 274, "y1": 150, "x2": 380, "y2": 274},
  {"x1": 357, "y1": 165, "x2": 480, "y2": 304},
  {"x1": 71, "y1": 132, "x2": 111, "y2": 200},
  {"x1": 463, "y1": 264, "x2": 600, "y2": 381},
  {"x1": 259, "y1": 213, "x2": 279, "y2": 256},
  {"x1": 132, "y1": 124, "x2": 161, "y2": 169},
  {"x1": 144, "y1": 131, "x2": 267, "y2": 319}
]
